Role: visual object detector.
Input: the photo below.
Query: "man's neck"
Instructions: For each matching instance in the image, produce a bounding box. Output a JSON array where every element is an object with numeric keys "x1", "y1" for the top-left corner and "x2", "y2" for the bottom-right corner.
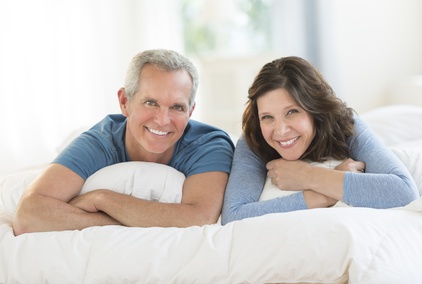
[{"x1": 126, "y1": 142, "x2": 174, "y2": 165}]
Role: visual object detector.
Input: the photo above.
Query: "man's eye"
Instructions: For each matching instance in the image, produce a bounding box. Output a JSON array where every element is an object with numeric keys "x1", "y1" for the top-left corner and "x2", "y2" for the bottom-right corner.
[
  {"x1": 172, "y1": 105, "x2": 185, "y2": 112},
  {"x1": 145, "y1": 101, "x2": 157, "y2": 106}
]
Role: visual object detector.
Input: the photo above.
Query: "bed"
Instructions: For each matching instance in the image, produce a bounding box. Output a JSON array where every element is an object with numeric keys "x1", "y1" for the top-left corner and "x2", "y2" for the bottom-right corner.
[{"x1": 1, "y1": 104, "x2": 422, "y2": 284}]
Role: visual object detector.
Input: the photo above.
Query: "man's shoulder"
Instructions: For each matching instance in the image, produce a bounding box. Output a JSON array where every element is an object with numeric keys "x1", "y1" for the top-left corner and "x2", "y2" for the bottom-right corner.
[
  {"x1": 86, "y1": 114, "x2": 127, "y2": 143},
  {"x1": 75, "y1": 114, "x2": 127, "y2": 159},
  {"x1": 91, "y1": 114, "x2": 126, "y2": 131},
  {"x1": 186, "y1": 119, "x2": 218, "y2": 129},
  {"x1": 184, "y1": 120, "x2": 234, "y2": 146},
  {"x1": 171, "y1": 120, "x2": 235, "y2": 176}
]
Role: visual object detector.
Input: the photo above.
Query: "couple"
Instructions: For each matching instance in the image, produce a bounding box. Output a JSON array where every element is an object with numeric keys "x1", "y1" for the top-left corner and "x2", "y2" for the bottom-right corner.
[{"x1": 13, "y1": 49, "x2": 418, "y2": 235}]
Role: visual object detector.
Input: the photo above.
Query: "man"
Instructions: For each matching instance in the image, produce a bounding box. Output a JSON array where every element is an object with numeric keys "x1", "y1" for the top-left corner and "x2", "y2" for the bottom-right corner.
[{"x1": 13, "y1": 49, "x2": 234, "y2": 235}]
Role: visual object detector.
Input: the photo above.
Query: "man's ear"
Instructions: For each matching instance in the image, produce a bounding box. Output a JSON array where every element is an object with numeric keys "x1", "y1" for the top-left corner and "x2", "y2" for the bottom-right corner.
[
  {"x1": 118, "y1": 88, "x2": 129, "y2": 117},
  {"x1": 189, "y1": 102, "x2": 196, "y2": 117}
]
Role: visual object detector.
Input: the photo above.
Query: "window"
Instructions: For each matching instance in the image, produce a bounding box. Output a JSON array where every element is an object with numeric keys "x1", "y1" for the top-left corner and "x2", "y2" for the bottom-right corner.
[{"x1": 181, "y1": 0, "x2": 274, "y2": 56}]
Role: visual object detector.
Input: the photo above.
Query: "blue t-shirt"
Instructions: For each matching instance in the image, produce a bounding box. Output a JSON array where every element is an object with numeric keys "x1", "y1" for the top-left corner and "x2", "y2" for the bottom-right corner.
[{"x1": 53, "y1": 114, "x2": 235, "y2": 180}]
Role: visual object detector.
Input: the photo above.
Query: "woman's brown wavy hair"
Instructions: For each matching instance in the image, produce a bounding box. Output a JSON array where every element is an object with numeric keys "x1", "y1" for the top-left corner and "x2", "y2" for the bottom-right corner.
[{"x1": 243, "y1": 56, "x2": 355, "y2": 163}]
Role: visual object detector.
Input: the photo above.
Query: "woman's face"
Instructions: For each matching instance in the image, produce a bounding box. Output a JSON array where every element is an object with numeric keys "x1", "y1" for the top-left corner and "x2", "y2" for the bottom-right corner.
[{"x1": 257, "y1": 88, "x2": 316, "y2": 161}]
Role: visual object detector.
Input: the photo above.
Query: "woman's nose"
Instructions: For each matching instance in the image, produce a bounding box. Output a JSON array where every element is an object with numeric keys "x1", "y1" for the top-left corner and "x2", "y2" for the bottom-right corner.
[{"x1": 275, "y1": 119, "x2": 290, "y2": 136}]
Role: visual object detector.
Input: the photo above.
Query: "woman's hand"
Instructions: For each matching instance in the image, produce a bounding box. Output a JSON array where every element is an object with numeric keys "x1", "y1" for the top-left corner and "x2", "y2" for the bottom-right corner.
[
  {"x1": 266, "y1": 158, "x2": 312, "y2": 191},
  {"x1": 335, "y1": 158, "x2": 366, "y2": 173},
  {"x1": 303, "y1": 190, "x2": 338, "y2": 208},
  {"x1": 266, "y1": 159, "x2": 339, "y2": 208}
]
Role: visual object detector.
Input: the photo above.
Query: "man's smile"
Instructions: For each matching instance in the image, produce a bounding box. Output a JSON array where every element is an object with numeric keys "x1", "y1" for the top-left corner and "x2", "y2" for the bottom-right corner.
[{"x1": 147, "y1": 127, "x2": 169, "y2": 136}]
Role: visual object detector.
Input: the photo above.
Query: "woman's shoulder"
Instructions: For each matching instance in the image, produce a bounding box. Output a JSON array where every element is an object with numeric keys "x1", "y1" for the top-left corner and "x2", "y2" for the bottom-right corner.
[{"x1": 352, "y1": 113, "x2": 372, "y2": 133}]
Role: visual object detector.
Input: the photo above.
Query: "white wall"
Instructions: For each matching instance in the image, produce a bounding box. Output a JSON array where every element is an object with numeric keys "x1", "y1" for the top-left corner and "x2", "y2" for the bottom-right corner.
[
  {"x1": 0, "y1": 0, "x2": 183, "y2": 175},
  {"x1": 318, "y1": 0, "x2": 422, "y2": 113}
]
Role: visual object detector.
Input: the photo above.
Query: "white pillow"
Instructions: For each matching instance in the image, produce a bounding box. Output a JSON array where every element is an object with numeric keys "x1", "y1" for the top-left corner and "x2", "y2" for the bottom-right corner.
[
  {"x1": 0, "y1": 168, "x2": 43, "y2": 224},
  {"x1": 0, "y1": 162, "x2": 185, "y2": 224},
  {"x1": 81, "y1": 162, "x2": 185, "y2": 203},
  {"x1": 361, "y1": 105, "x2": 422, "y2": 147},
  {"x1": 391, "y1": 148, "x2": 422, "y2": 196}
]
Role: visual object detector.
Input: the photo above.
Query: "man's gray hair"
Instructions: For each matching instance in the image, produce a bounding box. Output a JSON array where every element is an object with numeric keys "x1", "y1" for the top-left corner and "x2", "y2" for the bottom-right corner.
[{"x1": 124, "y1": 49, "x2": 199, "y2": 108}]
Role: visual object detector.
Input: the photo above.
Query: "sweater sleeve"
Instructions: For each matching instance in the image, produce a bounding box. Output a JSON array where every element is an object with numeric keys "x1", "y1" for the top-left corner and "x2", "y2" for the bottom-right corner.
[
  {"x1": 221, "y1": 136, "x2": 307, "y2": 225},
  {"x1": 342, "y1": 115, "x2": 419, "y2": 208}
]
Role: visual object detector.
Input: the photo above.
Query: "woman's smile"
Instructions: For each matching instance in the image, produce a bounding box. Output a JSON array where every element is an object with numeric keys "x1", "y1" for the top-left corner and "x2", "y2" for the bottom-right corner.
[{"x1": 277, "y1": 136, "x2": 299, "y2": 148}]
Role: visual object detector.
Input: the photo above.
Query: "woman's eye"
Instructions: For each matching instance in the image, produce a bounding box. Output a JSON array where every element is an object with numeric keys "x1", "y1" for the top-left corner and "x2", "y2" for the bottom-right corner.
[
  {"x1": 260, "y1": 115, "x2": 272, "y2": 120},
  {"x1": 287, "y1": 109, "x2": 299, "y2": 115}
]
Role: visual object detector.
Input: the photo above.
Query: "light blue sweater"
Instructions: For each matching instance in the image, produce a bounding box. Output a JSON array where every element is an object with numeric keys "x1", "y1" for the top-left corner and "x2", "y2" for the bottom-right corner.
[{"x1": 221, "y1": 115, "x2": 419, "y2": 225}]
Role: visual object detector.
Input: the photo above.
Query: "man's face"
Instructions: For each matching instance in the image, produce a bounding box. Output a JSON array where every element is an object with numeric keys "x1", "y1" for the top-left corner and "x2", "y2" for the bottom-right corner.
[{"x1": 120, "y1": 64, "x2": 194, "y2": 163}]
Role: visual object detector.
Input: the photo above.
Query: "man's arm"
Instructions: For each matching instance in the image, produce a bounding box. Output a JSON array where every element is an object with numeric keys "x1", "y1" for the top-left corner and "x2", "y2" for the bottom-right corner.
[
  {"x1": 69, "y1": 171, "x2": 228, "y2": 227},
  {"x1": 13, "y1": 164, "x2": 121, "y2": 236}
]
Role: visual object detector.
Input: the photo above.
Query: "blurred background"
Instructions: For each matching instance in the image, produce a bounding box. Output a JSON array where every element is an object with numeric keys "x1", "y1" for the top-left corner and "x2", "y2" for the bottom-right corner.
[{"x1": 1, "y1": 0, "x2": 422, "y2": 175}]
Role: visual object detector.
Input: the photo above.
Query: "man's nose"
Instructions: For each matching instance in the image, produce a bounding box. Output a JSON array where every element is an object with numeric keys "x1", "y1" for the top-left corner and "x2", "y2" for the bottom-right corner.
[{"x1": 154, "y1": 108, "x2": 171, "y2": 125}]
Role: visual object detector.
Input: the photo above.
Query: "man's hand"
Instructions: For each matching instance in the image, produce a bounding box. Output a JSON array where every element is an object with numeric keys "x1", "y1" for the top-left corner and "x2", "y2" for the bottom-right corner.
[
  {"x1": 13, "y1": 164, "x2": 228, "y2": 235},
  {"x1": 69, "y1": 190, "x2": 104, "y2": 213},
  {"x1": 75, "y1": 171, "x2": 228, "y2": 228}
]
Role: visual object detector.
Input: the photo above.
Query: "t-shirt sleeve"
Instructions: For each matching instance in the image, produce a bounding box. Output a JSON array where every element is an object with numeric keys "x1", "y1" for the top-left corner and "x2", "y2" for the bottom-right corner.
[
  {"x1": 52, "y1": 131, "x2": 122, "y2": 180},
  {"x1": 170, "y1": 130, "x2": 235, "y2": 177}
]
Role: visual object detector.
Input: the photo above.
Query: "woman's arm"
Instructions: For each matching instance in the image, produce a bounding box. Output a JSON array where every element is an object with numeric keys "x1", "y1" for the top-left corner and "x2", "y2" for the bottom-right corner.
[
  {"x1": 266, "y1": 157, "x2": 364, "y2": 201},
  {"x1": 265, "y1": 115, "x2": 418, "y2": 208},
  {"x1": 221, "y1": 136, "x2": 309, "y2": 225},
  {"x1": 342, "y1": 115, "x2": 419, "y2": 208}
]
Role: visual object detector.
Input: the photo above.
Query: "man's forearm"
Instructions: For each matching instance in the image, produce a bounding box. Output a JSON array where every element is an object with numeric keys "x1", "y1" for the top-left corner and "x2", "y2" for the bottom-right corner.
[
  {"x1": 92, "y1": 190, "x2": 213, "y2": 228},
  {"x1": 13, "y1": 193, "x2": 121, "y2": 236}
]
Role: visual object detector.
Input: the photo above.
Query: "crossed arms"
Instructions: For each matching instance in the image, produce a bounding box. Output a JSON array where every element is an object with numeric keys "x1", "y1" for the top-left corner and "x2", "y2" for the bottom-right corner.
[{"x1": 13, "y1": 164, "x2": 228, "y2": 236}]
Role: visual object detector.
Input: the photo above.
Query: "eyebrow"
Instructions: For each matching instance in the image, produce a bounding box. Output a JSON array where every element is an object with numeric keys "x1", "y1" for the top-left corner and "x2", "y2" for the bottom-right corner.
[
  {"x1": 143, "y1": 97, "x2": 189, "y2": 108},
  {"x1": 258, "y1": 103, "x2": 299, "y2": 114},
  {"x1": 283, "y1": 104, "x2": 299, "y2": 110}
]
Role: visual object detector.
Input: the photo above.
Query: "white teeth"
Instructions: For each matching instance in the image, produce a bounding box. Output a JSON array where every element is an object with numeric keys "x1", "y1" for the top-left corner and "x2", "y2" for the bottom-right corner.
[
  {"x1": 279, "y1": 137, "x2": 298, "y2": 146},
  {"x1": 149, "y1": 128, "x2": 168, "y2": 136}
]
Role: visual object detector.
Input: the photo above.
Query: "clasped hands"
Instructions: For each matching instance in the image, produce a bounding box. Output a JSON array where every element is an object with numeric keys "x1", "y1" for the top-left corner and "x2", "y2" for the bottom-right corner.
[
  {"x1": 266, "y1": 158, "x2": 365, "y2": 208},
  {"x1": 266, "y1": 158, "x2": 365, "y2": 191}
]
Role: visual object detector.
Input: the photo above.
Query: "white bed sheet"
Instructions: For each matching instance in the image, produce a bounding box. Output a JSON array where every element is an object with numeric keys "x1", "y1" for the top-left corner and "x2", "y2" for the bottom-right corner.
[
  {"x1": 1, "y1": 160, "x2": 422, "y2": 284},
  {"x1": 1, "y1": 203, "x2": 422, "y2": 283}
]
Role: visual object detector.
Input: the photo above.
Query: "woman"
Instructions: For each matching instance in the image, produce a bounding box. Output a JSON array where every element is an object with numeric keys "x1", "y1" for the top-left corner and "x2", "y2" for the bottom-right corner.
[{"x1": 221, "y1": 56, "x2": 419, "y2": 225}]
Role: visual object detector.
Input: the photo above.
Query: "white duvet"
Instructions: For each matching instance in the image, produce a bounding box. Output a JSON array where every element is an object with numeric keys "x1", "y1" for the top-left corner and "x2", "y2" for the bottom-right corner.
[{"x1": 1, "y1": 154, "x2": 422, "y2": 284}]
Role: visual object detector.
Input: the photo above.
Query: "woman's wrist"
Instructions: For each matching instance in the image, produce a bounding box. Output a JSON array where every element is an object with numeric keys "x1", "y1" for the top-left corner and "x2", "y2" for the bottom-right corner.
[{"x1": 305, "y1": 166, "x2": 345, "y2": 200}]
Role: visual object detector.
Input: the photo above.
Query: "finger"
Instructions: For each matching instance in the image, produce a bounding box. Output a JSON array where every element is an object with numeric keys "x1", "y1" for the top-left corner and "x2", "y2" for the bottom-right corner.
[
  {"x1": 358, "y1": 161, "x2": 366, "y2": 173},
  {"x1": 266, "y1": 158, "x2": 285, "y2": 170},
  {"x1": 266, "y1": 161, "x2": 274, "y2": 170}
]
